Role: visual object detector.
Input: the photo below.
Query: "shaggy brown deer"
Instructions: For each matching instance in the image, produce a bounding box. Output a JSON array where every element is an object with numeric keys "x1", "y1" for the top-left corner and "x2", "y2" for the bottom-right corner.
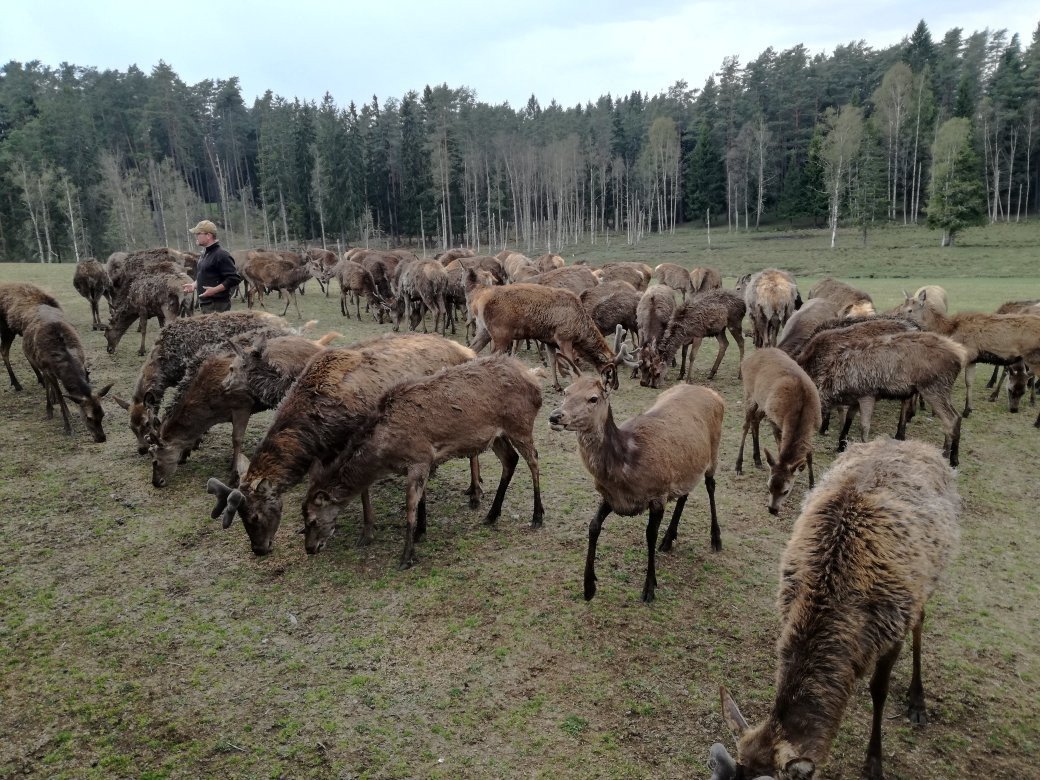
[
  {"x1": 525, "y1": 266, "x2": 599, "y2": 296},
  {"x1": 334, "y1": 259, "x2": 377, "y2": 320},
  {"x1": 741, "y1": 269, "x2": 800, "y2": 347},
  {"x1": 690, "y1": 266, "x2": 723, "y2": 295},
  {"x1": 900, "y1": 291, "x2": 1040, "y2": 424},
  {"x1": 641, "y1": 289, "x2": 746, "y2": 387},
  {"x1": 21, "y1": 305, "x2": 112, "y2": 441},
  {"x1": 0, "y1": 282, "x2": 61, "y2": 391},
  {"x1": 303, "y1": 248, "x2": 338, "y2": 295},
  {"x1": 104, "y1": 270, "x2": 193, "y2": 355},
  {"x1": 467, "y1": 273, "x2": 627, "y2": 390},
  {"x1": 149, "y1": 331, "x2": 340, "y2": 487},
  {"x1": 206, "y1": 333, "x2": 477, "y2": 556},
  {"x1": 240, "y1": 250, "x2": 313, "y2": 317},
  {"x1": 579, "y1": 281, "x2": 640, "y2": 340},
  {"x1": 549, "y1": 357, "x2": 724, "y2": 602},
  {"x1": 734, "y1": 348, "x2": 822, "y2": 515},
  {"x1": 796, "y1": 328, "x2": 966, "y2": 465},
  {"x1": 72, "y1": 259, "x2": 113, "y2": 330},
  {"x1": 112, "y1": 311, "x2": 291, "y2": 454},
  {"x1": 776, "y1": 298, "x2": 842, "y2": 357},
  {"x1": 807, "y1": 277, "x2": 875, "y2": 317},
  {"x1": 633, "y1": 285, "x2": 677, "y2": 383},
  {"x1": 717, "y1": 437, "x2": 959, "y2": 780},
  {"x1": 654, "y1": 262, "x2": 693, "y2": 300},
  {"x1": 301, "y1": 355, "x2": 544, "y2": 565},
  {"x1": 596, "y1": 262, "x2": 651, "y2": 291}
]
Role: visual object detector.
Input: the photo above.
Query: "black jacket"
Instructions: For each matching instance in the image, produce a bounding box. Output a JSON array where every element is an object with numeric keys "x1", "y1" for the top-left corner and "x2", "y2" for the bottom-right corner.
[{"x1": 195, "y1": 242, "x2": 241, "y2": 302}]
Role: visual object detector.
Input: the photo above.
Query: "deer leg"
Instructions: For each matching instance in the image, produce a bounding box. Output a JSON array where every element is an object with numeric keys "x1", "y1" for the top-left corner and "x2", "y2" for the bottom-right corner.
[
  {"x1": 985, "y1": 363, "x2": 1000, "y2": 388},
  {"x1": 658, "y1": 494, "x2": 686, "y2": 552},
  {"x1": 55, "y1": 383, "x2": 74, "y2": 435},
  {"x1": 735, "y1": 405, "x2": 756, "y2": 474},
  {"x1": 987, "y1": 366, "x2": 1007, "y2": 401},
  {"x1": 138, "y1": 314, "x2": 148, "y2": 356},
  {"x1": 340, "y1": 290, "x2": 349, "y2": 318},
  {"x1": 641, "y1": 500, "x2": 665, "y2": 603},
  {"x1": 415, "y1": 494, "x2": 427, "y2": 541},
  {"x1": 908, "y1": 608, "x2": 928, "y2": 724},
  {"x1": 857, "y1": 396, "x2": 876, "y2": 443},
  {"x1": 229, "y1": 408, "x2": 251, "y2": 487},
  {"x1": 400, "y1": 466, "x2": 429, "y2": 569},
  {"x1": 864, "y1": 642, "x2": 902, "y2": 780},
  {"x1": 1, "y1": 326, "x2": 21, "y2": 391},
  {"x1": 837, "y1": 406, "x2": 857, "y2": 451},
  {"x1": 512, "y1": 435, "x2": 543, "y2": 528},
  {"x1": 280, "y1": 292, "x2": 291, "y2": 318},
  {"x1": 42, "y1": 375, "x2": 55, "y2": 419},
  {"x1": 584, "y1": 500, "x2": 612, "y2": 601},
  {"x1": 483, "y1": 437, "x2": 519, "y2": 526},
  {"x1": 962, "y1": 362, "x2": 976, "y2": 417},
  {"x1": 751, "y1": 412, "x2": 763, "y2": 468},
  {"x1": 705, "y1": 331, "x2": 728, "y2": 381},
  {"x1": 465, "y1": 455, "x2": 483, "y2": 508},
  {"x1": 807, "y1": 450, "x2": 815, "y2": 488},
  {"x1": 676, "y1": 342, "x2": 687, "y2": 376},
  {"x1": 356, "y1": 489, "x2": 375, "y2": 546},
  {"x1": 705, "y1": 473, "x2": 721, "y2": 551},
  {"x1": 731, "y1": 324, "x2": 745, "y2": 379},
  {"x1": 686, "y1": 338, "x2": 704, "y2": 379},
  {"x1": 925, "y1": 388, "x2": 962, "y2": 467}
]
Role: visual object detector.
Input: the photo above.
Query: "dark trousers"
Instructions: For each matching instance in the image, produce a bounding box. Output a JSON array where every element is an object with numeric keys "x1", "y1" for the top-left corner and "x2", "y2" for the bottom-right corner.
[{"x1": 199, "y1": 299, "x2": 232, "y2": 314}]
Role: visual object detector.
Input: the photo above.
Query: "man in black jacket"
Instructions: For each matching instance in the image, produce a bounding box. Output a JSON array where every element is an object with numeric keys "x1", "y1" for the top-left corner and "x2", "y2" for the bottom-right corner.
[{"x1": 184, "y1": 220, "x2": 241, "y2": 313}]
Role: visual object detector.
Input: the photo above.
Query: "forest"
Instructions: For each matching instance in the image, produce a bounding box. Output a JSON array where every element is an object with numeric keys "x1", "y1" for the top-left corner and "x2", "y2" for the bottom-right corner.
[{"x1": 0, "y1": 19, "x2": 1038, "y2": 261}]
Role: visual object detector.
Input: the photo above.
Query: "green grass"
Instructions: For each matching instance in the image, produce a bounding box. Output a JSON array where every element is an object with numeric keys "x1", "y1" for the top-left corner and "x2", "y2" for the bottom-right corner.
[{"x1": 1, "y1": 222, "x2": 1039, "y2": 779}]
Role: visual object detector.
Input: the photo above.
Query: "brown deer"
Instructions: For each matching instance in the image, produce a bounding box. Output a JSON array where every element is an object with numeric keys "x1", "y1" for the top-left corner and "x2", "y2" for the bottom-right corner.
[
  {"x1": 741, "y1": 269, "x2": 800, "y2": 347},
  {"x1": 467, "y1": 273, "x2": 627, "y2": 390},
  {"x1": 149, "y1": 332, "x2": 340, "y2": 487},
  {"x1": 796, "y1": 328, "x2": 966, "y2": 465},
  {"x1": 301, "y1": 355, "x2": 544, "y2": 565},
  {"x1": 0, "y1": 282, "x2": 61, "y2": 391},
  {"x1": 807, "y1": 277, "x2": 875, "y2": 317},
  {"x1": 654, "y1": 262, "x2": 693, "y2": 300},
  {"x1": 21, "y1": 305, "x2": 112, "y2": 441},
  {"x1": 548, "y1": 356, "x2": 724, "y2": 602},
  {"x1": 985, "y1": 300, "x2": 1040, "y2": 406},
  {"x1": 104, "y1": 270, "x2": 192, "y2": 355},
  {"x1": 734, "y1": 348, "x2": 822, "y2": 515},
  {"x1": 524, "y1": 266, "x2": 599, "y2": 296},
  {"x1": 240, "y1": 250, "x2": 313, "y2": 317},
  {"x1": 900, "y1": 291, "x2": 1040, "y2": 424},
  {"x1": 596, "y1": 262, "x2": 651, "y2": 291},
  {"x1": 206, "y1": 333, "x2": 477, "y2": 556},
  {"x1": 690, "y1": 266, "x2": 723, "y2": 295},
  {"x1": 642, "y1": 289, "x2": 746, "y2": 387},
  {"x1": 579, "y1": 281, "x2": 640, "y2": 340},
  {"x1": 634, "y1": 285, "x2": 677, "y2": 383},
  {"x1": 72, "y1": 259, "x2": 113, "y2": 330},
  {"x1": 718, "y1": 438, "x2": 959, "y2": 780},
  {"x1": 112, "y1": 311, "x2": 291, "y2": 454},
  {"x1": 776, "y1": 298, "x2": 841, "y2": 357}
]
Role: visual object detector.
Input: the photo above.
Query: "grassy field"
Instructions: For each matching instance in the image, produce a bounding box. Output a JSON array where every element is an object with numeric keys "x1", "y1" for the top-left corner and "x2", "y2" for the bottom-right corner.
[{"x1": 1, "y1": 223, "x2": 1038, "y2": 779}]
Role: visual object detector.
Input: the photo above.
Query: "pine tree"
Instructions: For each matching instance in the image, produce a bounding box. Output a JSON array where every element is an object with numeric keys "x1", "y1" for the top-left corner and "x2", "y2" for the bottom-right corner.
[{"x1": 682, "y1": 122, "x2": 725, "y2": 224}]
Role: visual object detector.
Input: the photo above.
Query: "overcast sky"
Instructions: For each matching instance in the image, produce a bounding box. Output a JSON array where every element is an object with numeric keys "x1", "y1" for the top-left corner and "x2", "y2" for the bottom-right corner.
[{"x1": 3, "y1": 1, "x2": 1037, "y2": 108}]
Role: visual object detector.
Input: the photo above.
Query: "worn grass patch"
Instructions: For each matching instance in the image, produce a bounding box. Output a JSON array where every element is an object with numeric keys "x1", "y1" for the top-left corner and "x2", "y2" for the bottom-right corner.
[{"x1": 2, "y1": 224, "x2": 1038, "y2": 779}]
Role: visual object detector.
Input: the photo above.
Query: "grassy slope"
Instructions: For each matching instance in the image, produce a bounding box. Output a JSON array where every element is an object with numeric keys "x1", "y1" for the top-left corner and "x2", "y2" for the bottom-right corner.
[{"x1": 1, "y1": 223, "x2": 1038, "y2": 779}]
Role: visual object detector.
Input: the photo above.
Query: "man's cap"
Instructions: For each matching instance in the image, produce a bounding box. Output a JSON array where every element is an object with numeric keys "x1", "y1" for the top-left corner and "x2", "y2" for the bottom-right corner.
[{"x1": 190, "y1": 220, "x2": 219, "y2": 235}]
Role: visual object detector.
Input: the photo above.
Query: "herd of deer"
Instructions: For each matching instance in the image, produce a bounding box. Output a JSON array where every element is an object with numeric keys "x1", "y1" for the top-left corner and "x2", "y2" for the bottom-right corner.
[{"x1": 4, "y1": 241, "x2": 1039, "y2": 780}]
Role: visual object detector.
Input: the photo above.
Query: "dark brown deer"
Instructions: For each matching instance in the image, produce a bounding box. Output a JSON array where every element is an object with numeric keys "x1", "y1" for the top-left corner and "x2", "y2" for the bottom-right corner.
[
  {"x1": 301, "y1": 355, "x2": 544, "y2": 565},
  {"x1": 206, "y1": 333, "x2": 477, "y2": 556},
  {"x1": 718, "y1": 438, "x2": 959, "y2": 780},
  {"x1": 104, "y1": 270, "x2": 192, "y2": 355},
  {"x1": 579, "y1": 281, "x2": 640, "y2": 340},
  {"x1": 21, "y1": 305, "x2": 112, "y2": 441},
  {"x1": 796, "y1": 328, "x2": 966, "y2": 465},
  {"x1": 149, "y1": 331, "x2": 340, "y2": 487},
  {"x1": 734, "y1": 348, "x2": 822, "y2": 515},
  {"x1": 0, "y1": 282, "x2": 60, "y2": 391},
  {"x1": 548, "y1": 357, "x2": 724, "y2": 602},
  {"x1": 634, "y1": 285, "x2": 676, "y2": 384},
  {"x1": 641, "y1": 289, "x2": 746, "y2": 387},
  {"x1": 72, "y1": 259, "x2": 113, "y2": 330},
  {"x1": 111, "y1": 311, "x2": 291, "y2": 454}
]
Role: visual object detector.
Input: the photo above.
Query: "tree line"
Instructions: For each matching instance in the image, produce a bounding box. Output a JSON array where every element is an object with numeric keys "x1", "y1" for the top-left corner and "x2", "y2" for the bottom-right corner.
[{"x1": 1, "y1": 19, "x2": 1037, "y2": 261}]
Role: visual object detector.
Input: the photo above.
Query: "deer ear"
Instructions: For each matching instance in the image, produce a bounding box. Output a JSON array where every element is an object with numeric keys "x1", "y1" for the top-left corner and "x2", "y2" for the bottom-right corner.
[
  {"x1": 719, "y1": 686, "x2": 749, "y2": 737},
  {"x1": 96, "y1": 382, "x2": 114, "y2": 399},
  {"x1": 112, "y1": 394, "x2": 130, "y2": 411}
]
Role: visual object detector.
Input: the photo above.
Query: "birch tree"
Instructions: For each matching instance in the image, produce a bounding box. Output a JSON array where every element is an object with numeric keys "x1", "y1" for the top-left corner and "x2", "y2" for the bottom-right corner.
[{"x1": 820, "y1": 105, "x2": 864, "y2": 247}]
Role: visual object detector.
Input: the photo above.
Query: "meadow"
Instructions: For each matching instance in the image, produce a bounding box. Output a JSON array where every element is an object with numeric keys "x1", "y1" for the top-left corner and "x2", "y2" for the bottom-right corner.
[{"x1": 1, "y1": 223, "x2": 1038, "y2": 779}]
